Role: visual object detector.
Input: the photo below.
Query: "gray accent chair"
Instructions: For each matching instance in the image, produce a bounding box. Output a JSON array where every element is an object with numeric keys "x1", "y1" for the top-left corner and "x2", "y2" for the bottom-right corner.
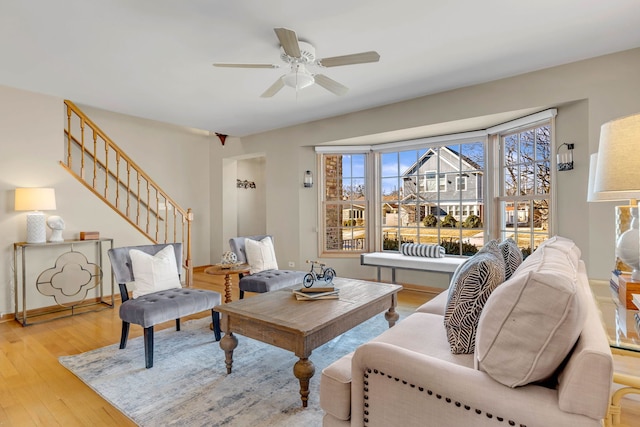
[
  {"x1": 229, "y1": 235, "x2": 306, "y2": 299},
  {"x1": 108, "y1": 243, "x2": 221, "y2": 368}
]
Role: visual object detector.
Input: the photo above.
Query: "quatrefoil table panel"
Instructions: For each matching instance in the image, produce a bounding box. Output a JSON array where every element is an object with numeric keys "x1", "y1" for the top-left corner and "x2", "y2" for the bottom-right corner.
[{"x1": 13, "y1": 238, "x2": 114, "y2": 326}]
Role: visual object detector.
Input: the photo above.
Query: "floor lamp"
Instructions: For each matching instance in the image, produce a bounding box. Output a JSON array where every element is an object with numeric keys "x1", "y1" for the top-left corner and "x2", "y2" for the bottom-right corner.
[
  {"x1": 593, "y1": 113, "x2": 640, "y2": 280},
  {"x1": 14, "y1": 188, "x2": 57, "y2": 244}
]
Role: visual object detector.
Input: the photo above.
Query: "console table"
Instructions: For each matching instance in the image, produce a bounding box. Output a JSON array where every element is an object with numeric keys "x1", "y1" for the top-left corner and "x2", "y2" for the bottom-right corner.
[
  {"x1": 589, "y1": 279, "x2": 640, "y2": 426},
  {"x1": 13, "y1": 238, "x2": 114, "y2": 326}
]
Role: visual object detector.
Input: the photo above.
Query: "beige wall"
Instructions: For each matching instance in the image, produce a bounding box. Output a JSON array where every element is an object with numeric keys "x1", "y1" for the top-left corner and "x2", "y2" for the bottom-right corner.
[{"x1": 2, "y1": 47, "x2": 639, "y2": 316}]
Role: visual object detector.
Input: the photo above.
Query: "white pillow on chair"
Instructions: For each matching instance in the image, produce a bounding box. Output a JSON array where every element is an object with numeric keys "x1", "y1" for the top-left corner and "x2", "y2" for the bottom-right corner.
[
  {"x1": 245, "y1": 236, "x2": 278, "y2": 274},
  {"x1": 129, "y1": 246, "x2": 182, "y2": 298}
]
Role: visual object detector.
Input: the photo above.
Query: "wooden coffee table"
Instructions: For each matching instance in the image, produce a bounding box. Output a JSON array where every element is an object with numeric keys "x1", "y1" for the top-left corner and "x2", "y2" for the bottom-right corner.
[{"x1": 213, "y1": 277, "x2": 402, "y2": 407}]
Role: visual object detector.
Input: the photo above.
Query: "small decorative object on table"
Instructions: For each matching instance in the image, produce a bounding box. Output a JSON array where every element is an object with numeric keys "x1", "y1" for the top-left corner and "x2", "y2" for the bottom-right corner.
[
  {"x1": 220, "y1": 250, "x2": 238, "y2": 267},
  {"x1": 46, "y1": 215, "x2": 65, "y2": 242},
  {"x1": 80, "y1": 231, "x2": 100, "y2": 240},
  {"x1": 303, "y1": 260, "x2": 337, "y2": 288}
]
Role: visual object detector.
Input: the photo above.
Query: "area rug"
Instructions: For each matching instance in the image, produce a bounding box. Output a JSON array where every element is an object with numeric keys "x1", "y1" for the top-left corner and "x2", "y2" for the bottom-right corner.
[{"x1": 59, "y1": 308, "x2": 411, "y2": 426}]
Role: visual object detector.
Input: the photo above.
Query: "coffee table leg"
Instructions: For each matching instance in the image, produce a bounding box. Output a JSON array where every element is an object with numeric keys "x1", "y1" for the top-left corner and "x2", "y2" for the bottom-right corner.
[
  {"x1": 385, "y1": 293, "x2": 399, "y2": 327},
  {"x1": 293, "y1": 357, "x2": 315, "y2": 407},
  {"x1": 220, "y1": 332, "x2": 238, "y2": 374}
]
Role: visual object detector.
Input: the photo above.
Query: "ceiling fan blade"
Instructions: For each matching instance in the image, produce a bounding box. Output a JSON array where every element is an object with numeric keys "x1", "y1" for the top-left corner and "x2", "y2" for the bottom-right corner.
[
  {"x1": 314, "y1": 74, "x2": 349, "y2": 96},
  {"x1": 260, "y1": 77, "x2": 285, "y2": 98},
  {"x1": 213, "y1": 63, "x2": 279, "y2": 69},
  {"x1": 318, "y1": 51, "x2": 380, "y2": 67},
  {"x1": 274, "y1": 27, "x2": 301, "y2": 58}
]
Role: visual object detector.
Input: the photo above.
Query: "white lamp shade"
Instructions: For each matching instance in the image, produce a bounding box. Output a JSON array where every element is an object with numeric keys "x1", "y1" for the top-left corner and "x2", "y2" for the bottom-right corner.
[
  {"x1": 587, "y1": 153, "x2": 639, "y2": 202},
  {"x1": 15, "y1": 188, "x2": 57, "y2": 211},
  {"x1": 15, "y1": 187, "x2": 56, "y2": 244},
  {"x1": 594, "y1": 113, "x2": 640, "y2": 196}
]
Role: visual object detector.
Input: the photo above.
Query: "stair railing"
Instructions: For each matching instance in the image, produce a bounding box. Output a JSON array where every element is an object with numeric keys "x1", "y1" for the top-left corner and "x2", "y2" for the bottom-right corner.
[{"x1": 60, "y1": 100, "x2": 194, "y2": 286}]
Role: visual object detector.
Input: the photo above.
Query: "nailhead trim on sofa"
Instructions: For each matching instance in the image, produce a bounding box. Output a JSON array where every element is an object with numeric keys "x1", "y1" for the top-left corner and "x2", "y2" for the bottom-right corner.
[{"x1": 363, "y1": 368, "x2": 526, "y2": 427}]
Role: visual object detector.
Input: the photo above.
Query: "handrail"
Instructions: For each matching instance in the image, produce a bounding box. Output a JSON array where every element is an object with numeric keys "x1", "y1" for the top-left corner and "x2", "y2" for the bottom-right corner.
[
  {"x1": 63, "y1": 130, "x2": 165, "y2": 221},
  {"x1": 61, "y1": 100, "x2": 194, "y2": 285}
]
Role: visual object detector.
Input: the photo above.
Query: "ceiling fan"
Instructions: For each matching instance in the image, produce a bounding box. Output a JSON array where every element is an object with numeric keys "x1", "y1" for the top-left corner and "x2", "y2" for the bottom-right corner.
[{"x1": 213, "y1": 27, "x2": 380, "y2": 98}]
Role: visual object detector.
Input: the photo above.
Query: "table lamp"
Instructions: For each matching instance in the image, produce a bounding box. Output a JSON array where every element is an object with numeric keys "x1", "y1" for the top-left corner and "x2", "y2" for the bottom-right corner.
[
  {"x1": 594, "y1": 113, "x2": 640, "y2": 280},
  {"x1": 14, "y1": 188, "x2": 57, "y2": 244},
  {"x1": 587, "y1": 153, "x2": 638, "y2": 273}
]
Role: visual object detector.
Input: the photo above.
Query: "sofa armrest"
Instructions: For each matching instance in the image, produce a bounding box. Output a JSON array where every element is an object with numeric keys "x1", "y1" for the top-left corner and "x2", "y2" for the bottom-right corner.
[{"x1": 349, "y1": 342, "x2": 601, "y2": 427}]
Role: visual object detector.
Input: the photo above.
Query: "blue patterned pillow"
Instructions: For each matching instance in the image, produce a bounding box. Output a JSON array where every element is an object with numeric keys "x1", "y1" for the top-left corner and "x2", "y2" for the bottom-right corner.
[
  {"x1": 401, "y1": 243, "x2": 445, "y2": 258},
  {"x1": 444, "y1": 240, "x2": 505, "y2": 354},
  {"x1": 498, "y1": 238, "x2": 523, "y2": 280}
]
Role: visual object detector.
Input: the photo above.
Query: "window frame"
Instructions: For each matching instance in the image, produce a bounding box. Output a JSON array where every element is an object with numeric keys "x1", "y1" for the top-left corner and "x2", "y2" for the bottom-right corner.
[{"x1": 315, "y1": 109, "x2": 557, "y2": 257}]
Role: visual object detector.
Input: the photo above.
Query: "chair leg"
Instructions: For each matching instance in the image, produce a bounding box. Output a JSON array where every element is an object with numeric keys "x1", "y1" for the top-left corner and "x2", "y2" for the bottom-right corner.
[
  {"x1": 211, "y1": 309, "x2": 221, "y2": 341},
  {"x1": 119, "y1": 321, "x2": 130, "y2": 349},
  {"x1": 176, "y1": 318, "x2": 181, "y2": 331},
  {"x1": 239, "y1": 290, "x2": 245, "y2": 299},
  {"x1": 144, "y1": 326, "x2": 154, "y2": 369}
]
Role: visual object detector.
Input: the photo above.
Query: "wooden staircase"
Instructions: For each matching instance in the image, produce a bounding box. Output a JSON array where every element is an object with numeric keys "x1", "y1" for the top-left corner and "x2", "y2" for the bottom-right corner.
[{"x1": 60, "y1": 100, "x2": 195, "y2": 285}]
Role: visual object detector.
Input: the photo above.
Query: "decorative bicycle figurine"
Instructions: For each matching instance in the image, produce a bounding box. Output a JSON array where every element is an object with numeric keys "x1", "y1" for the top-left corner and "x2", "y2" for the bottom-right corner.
[{"x1": 303, "y1": 260, "x2": 337, "y2": 287}]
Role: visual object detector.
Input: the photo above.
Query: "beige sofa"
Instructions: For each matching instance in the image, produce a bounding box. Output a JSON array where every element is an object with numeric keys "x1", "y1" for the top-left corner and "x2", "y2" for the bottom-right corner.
[{"x1": 320, "y1": 237, "x2": 613, "y2": 427}]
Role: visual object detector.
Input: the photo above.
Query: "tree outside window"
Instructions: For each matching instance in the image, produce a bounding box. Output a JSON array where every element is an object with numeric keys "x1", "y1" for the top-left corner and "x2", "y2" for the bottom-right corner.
[{"x1": 499, "y1": 123, "x2": 552, "y2": 256}]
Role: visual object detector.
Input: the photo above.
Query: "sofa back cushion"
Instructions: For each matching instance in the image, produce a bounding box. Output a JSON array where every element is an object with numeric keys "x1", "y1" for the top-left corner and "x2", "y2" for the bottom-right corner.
[
  {"x1": 444, "y1": 240, "x2": 505, "y2": 354},
  {"x1": 474, "y1": 236, "x2": 585, "y2": 387}
]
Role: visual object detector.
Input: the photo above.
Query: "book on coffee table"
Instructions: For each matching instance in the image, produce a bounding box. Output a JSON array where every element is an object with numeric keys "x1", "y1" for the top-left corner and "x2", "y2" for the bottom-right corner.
[
  {"x1": 298, "y1": 287, "x2": 335, "y2": 293},
  {"x1": 292, "y1": 289, "x2": 339, "y2": 300}
]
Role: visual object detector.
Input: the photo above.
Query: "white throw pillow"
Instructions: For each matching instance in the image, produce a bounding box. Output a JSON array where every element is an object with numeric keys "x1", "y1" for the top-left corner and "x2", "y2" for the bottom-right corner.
[
  {"x1": 130, "y1": 246, "x2": 182, "y2": 299},
  {"x1": 245, "y1": 236, "x2": 278, "y2": 274}
]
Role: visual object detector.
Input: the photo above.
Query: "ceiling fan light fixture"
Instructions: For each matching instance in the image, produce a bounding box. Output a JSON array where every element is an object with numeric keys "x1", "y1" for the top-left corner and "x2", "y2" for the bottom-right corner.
[{"x1": 282, "y1": 64, "x2": 315, "y2": 90}]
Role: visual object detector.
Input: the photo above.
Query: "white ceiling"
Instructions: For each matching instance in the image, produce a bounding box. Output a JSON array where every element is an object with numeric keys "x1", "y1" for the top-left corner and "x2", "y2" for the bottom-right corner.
[{"x1": 1, "y1": 0, "x2": 640, "y2": 138}]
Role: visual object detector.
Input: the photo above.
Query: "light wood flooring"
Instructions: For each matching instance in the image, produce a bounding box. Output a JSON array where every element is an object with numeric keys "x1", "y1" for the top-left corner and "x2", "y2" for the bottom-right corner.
[{"x1": 1, "y1": 270, "x2": 638, "y2": 426}]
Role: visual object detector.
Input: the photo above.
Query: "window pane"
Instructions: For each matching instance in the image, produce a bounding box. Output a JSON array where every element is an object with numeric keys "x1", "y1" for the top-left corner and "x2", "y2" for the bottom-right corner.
[
  {"x1": 379, "y1": 140, "x2": 485, "y2": 254},
  {"x1": 381, "y1": 152, "x2": 399, "y2": 177},
  {"x1": 324, "y1": 155, "x2": 343, "y2": 201},
  {"x1": 499, "y1": 120, "x2": 552, "y2": 258},
  {"x1": 536, "y1": 161, "x2": 550, "y2": 194},
  {"x1": 381, "y1": 177, "x2": 400, "y2": 199},
  {"x1": 322, "y1": 153, "x2": 368, "y2": 253},
  {"x1": 325, "y1": 203, "x2": 342, "y2": 227}
]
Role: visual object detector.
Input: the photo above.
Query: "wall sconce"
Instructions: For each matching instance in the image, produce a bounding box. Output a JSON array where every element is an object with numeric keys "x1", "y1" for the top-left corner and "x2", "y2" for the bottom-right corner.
[
  {"x1": 304, "y1": 170, "x2": 313, "y2": 188},
  {"x1": 15, "y1": 188, "x2": 57, "y2": 243},
  {"x1": 557, "y1": 143, "x2": 574, "y2": 171}
]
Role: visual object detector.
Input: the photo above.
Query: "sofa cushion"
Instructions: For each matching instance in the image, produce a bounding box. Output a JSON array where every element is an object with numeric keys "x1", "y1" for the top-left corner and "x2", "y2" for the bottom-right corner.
[
  {"x1": 400, "y1": 243, "x2": 445, "y2": 258},
  {"x1": 239, "y1": 269, "x2": 305, "y2": 293},
  {"x1": 245, "y1": 236, "x2": 278, "y2": 274},
  {"x1": 498, "y1": 238, "x2": 523, "y2": 280},
  {"x1": 475, "y1": 238, "x2": 585, "y2": 387},
  {"x1": 415, "y1": 290, "x2": 448, "y2": 316},
  {"x1": 444, "y1": 240, "x2": 505, "y2": 354},
  {"x1": 372, "y1": 312, "x2": 475, "y2": 367}
]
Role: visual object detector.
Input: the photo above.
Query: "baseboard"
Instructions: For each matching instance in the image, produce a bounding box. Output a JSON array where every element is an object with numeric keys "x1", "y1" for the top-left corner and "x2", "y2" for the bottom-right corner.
[
  {"x1": 398, "y1": 282, "x2": 447, "y2": 296},
  {"x1": 0, "y1": 295, "x2": 123, "y2": 324}
]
